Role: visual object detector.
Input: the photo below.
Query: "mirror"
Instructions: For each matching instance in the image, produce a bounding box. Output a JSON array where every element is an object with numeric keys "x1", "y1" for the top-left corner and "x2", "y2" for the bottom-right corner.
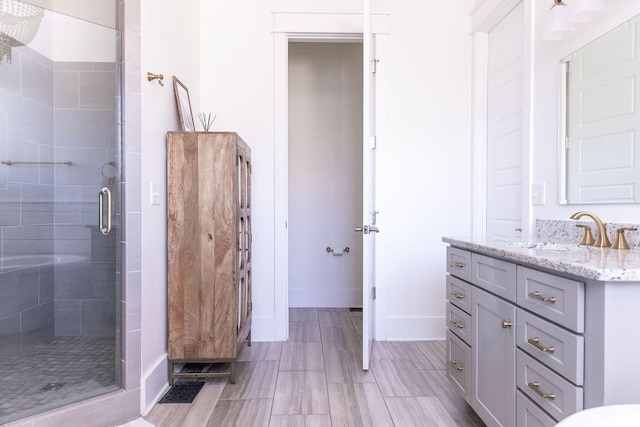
[{"x1": 559, "y1": 14, "x2": 640, "y2": 204}]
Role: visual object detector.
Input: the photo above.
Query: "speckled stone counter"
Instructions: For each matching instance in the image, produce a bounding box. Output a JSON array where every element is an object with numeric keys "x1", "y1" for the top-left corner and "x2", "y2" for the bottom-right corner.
[{"x1": 442, "y1": 236, "x2": 640, "y2": 281}]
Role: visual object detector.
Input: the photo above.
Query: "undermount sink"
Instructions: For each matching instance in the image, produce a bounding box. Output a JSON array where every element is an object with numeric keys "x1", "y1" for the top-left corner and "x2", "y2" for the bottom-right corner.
[{"x1": 507, "y1": 242, "x2": 586, "y2": 251}]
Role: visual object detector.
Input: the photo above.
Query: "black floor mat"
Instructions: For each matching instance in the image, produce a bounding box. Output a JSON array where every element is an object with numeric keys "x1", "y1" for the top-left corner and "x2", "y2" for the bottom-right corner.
[{"x1": 158, "y1": 381, "x2": 205, "y2": 404}]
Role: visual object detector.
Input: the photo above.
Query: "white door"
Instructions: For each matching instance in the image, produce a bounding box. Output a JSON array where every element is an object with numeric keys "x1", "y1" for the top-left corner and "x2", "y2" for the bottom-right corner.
[
  {"x1": 486, "y1": 3, "x2": 524, "y2": 239},
  {"x1": 565, "y1": 20, "x2": 640, "y2": 203},
  {"x1": 359, "y1": 1, "x2": 377, "y2": 370}
]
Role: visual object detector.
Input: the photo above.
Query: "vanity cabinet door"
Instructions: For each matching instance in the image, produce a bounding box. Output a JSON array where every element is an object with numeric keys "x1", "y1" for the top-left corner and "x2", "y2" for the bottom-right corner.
[{"x1": 471, "y1": 287, "x2": 516, "y2": 427}]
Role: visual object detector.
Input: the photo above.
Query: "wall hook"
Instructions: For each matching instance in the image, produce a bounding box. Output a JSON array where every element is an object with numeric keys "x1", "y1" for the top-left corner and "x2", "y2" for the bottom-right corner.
[{"x1": 147, "y1": 72, "x2": 164, "y2": 86}]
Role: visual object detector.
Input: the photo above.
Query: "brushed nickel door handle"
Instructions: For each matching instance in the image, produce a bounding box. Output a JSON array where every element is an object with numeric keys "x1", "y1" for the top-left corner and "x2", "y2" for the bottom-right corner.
[{"x1": 99, "y1": 187, "x2": 112, "y2": 236}]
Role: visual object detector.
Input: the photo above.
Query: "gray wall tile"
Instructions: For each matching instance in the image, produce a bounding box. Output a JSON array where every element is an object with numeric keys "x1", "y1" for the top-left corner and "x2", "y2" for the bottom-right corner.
[
  {"x1": 0, "y1": 268, "x2": 39, "y2": 317},
  {"x1": 80, "y1": 71, "x2": 116, "y2": 110},
  {"x1": 21, "y1": 301, "x2": 54, "y2": 332},
  {"x1": 55, "y1": 71, "x2": 80, "y2": 109},
  {"x1": 0, "y1": 313, "x2": 20, "y2": 337},
  {"x1": 55, "y1": 109, "x2": 116, "y2": 148},
  {"x1": 22, "y1": 55, "x2": 54, "y2": 107},
  {"x1": 2, "y1": 90, "x2": 54, "y2": 145}
]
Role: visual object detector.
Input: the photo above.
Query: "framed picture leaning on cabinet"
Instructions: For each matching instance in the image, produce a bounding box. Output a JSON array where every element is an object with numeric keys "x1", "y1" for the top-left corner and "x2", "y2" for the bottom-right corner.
[{"x1": 173, "y1": 76, "x2": 195, "y2": 131}]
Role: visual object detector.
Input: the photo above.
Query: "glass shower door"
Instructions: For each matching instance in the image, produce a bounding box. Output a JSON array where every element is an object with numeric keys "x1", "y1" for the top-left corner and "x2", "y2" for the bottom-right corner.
[{"x1": 0, "y1": 0, "x2": 120, "y2": 422}]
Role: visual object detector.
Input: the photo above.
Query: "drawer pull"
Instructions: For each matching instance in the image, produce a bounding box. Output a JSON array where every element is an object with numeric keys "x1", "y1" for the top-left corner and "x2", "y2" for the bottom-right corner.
[
  {"x1": 501, "y1": 320, "x2": 513, "y2": 329},
  {"x1": 527, "y1": 337, "x2": 555, "y2": 354},
  {"x1": 528, "y1": 291, "x2": 556, "y2": 304},
  {"x1": 450, "y1": 261, "x2": 466, "y2": 268},
  {"x1": 528, "y1": 381, "x2": 555, "y2": 400},
  {"x1": 449, "y1": 360, "x2": 464, "y2": 371},
  {"x1": 450, "y1": 319, "x2": 465, "y2": 329},
  {"x1": 449, "y1": 291, "x2": 465, "y2": 300}
]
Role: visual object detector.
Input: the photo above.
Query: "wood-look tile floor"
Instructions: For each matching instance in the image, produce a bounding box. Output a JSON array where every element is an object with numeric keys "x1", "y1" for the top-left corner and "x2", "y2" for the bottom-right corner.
[{"x1": 145, "y1": 308, "x2": 485, "y2": 427}]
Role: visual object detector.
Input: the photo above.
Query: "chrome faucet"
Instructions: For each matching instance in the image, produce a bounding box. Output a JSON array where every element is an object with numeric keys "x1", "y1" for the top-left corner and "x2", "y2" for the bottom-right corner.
[{"x1": 570, "y1": 211, "x2": 611, "y2": 247}]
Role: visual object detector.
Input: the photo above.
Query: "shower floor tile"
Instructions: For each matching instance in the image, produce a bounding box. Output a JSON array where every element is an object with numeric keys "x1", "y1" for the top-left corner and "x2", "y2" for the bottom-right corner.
[{"x1": 0, "y1": 336, "x2": 116, "y2": 423}]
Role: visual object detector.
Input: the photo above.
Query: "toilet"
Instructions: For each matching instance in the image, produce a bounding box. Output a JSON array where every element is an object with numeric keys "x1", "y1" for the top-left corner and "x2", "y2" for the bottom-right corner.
[{"x1": 556, "y1": 405, "x2": 640, "y2": 426}]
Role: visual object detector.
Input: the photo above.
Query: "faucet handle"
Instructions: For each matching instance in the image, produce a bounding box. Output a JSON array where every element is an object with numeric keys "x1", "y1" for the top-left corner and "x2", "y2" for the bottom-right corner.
[
  {"x1": 611, "y1": 227, "x2": 638, "y2": 250},
  {"x1": 576, "y1": 224, "x2": 596, "y2": 246}
]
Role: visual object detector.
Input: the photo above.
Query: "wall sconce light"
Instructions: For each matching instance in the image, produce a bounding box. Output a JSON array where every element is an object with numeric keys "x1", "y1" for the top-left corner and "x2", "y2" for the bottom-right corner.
[
  {"x1": 542, "y1": 0, "x2": 575, "y2": 41},
  {"x1": 570, "y1": 0, "x2": 606, "y2": 22},
  {"x1": 542, "y1": 0, "x2": 607, "y2": 41}
]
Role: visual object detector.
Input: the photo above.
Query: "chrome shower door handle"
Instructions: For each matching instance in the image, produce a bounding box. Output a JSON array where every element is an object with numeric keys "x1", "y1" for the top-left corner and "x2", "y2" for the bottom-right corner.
[{"x1": 99, "y1": 187, "x2": 112, "y2": 236}]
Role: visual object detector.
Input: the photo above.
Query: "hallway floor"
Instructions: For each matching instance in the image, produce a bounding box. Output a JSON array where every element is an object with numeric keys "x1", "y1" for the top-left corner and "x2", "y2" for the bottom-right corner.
[{"x1": 145, "y1": 307, "x2": 485, "y2": 426}]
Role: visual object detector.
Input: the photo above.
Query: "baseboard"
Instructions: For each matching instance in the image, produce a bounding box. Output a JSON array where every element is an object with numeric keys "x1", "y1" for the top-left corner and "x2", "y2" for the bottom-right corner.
[
  {"x1": 142, "y1": 353, "x2": 169, "y2": 415},
  {"x1": 289, "y1": 289, "x2": 362, "y2": 308},
  {"x1": 383, "y1": 315, "x2": 445, "y2": 341}
]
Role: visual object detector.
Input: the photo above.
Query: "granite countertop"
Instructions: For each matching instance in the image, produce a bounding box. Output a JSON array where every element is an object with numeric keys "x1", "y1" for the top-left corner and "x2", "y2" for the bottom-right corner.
[{"x1": 442, "y1": 236, "x2": 640, "y2": 282}]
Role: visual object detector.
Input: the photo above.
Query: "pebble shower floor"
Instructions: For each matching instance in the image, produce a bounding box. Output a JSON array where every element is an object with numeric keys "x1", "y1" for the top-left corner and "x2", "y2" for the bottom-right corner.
[{"x1": 0, "y1": 336, "x2": 115, "y2": 423}]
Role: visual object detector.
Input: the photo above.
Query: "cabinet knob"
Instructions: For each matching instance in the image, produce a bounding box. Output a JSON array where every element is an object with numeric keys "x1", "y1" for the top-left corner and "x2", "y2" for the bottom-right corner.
[{"x1": 501, "y1": 320, "x2": 512, "y2": 329}]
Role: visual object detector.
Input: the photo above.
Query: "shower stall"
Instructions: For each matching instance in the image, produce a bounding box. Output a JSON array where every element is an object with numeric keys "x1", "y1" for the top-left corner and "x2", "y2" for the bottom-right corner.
[{"x1": 0, "y1": 0, "x2": 121, "y2": 422}]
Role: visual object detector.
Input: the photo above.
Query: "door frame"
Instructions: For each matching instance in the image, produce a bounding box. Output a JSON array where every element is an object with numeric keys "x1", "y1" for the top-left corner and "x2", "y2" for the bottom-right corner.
[{"x1": 273, "y1": 12, "x2": 389, "y2": 340}]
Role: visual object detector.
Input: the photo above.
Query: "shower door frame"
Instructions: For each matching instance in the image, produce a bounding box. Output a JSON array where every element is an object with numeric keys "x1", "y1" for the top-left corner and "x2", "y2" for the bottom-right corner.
[{"x1": 10, "y1": 0, "x2": 143, "y2": 424}]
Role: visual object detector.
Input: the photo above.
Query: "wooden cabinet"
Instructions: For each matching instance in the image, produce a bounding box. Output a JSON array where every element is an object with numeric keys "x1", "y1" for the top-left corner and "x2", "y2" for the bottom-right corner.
[{"x1": 166, "y1": 132, "x2": 252, "y2": 384}]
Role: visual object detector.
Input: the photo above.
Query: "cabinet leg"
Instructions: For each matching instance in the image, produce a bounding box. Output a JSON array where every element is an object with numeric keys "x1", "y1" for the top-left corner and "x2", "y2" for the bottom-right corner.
[
  {"x1": 247, "y1": 329, "x2": 252, "y2": 346},
  {"x1": 168, "y1": 362, "x2": 174, "y2": 385},
  {"x1": 230, "y1": 362, "x2": 237, "y2": 384}
]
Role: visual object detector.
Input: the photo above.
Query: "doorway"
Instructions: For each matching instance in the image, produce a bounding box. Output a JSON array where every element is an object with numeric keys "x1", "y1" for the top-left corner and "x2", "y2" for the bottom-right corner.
[{"x1": 287, "y1": 41, "x2": 363, "y2": 308}]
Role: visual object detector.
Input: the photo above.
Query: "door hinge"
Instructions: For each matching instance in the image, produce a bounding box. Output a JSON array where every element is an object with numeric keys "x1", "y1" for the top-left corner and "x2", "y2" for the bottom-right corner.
[
  {"x1": 565, "y1": 136, "x2": 571, "y2": 149},
  {"x1": 372, "y1": 287, "x2": 376, "y2": 300},
  {"x1": 370, "y1": 136, "x2": 377, "y2": 149},
  {"x1": 372, "y1": 59, "x2": 379, "y2": 74}
]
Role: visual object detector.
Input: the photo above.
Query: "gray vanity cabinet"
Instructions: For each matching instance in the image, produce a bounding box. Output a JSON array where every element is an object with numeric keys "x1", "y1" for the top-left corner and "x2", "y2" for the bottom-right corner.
[
  {"x1": 446, "y1": 245, "x2": 585, "y2": 427},
  {"x1": 471, "y1": 286, "x2": 516, "y2": 427}
]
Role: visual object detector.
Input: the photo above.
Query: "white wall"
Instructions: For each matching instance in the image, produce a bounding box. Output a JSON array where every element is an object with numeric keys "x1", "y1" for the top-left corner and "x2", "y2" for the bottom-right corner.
[
  {"x1": 200, "y1": 0, "x2": 473, "y2": 341},
  {"x1": 532, "y1": 0, "x2": 640, "y2": 223},
  {"x1": 139, "y1": 0, "x2": 200, "y2": 413},
  {"x1": 374, "y1": 1, "x2": 472, "y2": 339}
]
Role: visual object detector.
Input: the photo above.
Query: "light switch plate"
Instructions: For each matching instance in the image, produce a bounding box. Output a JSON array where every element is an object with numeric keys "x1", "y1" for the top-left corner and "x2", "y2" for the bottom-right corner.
[
  {"x1": 151, "y1": 181, "x2": 160, "y2": 205},
  {"x1": 532, "y1": 183, "x2": 545, "y2": 206}
]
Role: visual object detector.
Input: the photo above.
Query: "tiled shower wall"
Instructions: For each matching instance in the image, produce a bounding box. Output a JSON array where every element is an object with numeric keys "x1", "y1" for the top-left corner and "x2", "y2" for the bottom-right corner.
[{"x1": 0, "y1": 43, "x2": 116, "y2": 340}]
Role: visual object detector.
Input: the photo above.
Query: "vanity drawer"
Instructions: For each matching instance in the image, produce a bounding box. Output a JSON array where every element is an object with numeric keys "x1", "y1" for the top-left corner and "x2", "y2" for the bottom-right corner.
[
  {"x1": 517, "y1": 267, "x2": 584, "y2": 333},
  {"x1": 471, "y1": 253, "x2": 517, "y2": 303},
  {"x1": 446, "y1": 329, "x2": 471, "y2": 403},
  {"x1": 517, "y1": 391, "x2": 556, "y2": 427},
  {"x1": 517, "y1": 350, "x2": 583, "y2": 422},
  {"x1": 446, "y1": 246, "x2": 472, "y2": 282},
  {"x1": 517, "y1": 309, "x2": 584, "y2": 385},
  {"x1": 446, "y1": 275, "x2": 471, "y2": 313},
  {"x1": 447, "y1": 302, "x2": 471, "y2": 345}
]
